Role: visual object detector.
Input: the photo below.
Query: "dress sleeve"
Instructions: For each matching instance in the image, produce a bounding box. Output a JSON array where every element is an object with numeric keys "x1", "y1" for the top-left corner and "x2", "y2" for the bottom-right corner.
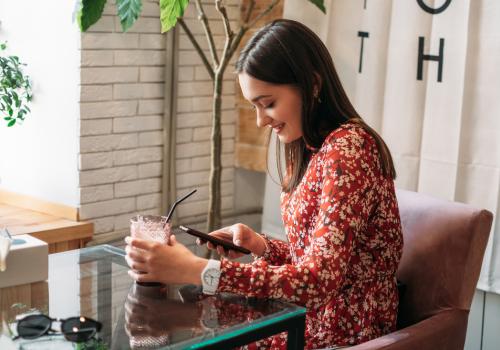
[
  {"x1": 217, "y1": 132, "x2": 378, "y2": 310},
  {"x1": 254, "y1": 235, "x2": 292, "y2": 266}
]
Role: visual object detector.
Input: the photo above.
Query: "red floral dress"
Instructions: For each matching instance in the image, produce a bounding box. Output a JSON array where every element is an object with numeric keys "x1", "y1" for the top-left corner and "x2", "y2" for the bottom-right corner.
[{"x1": 217, "y1": 122, "x2": 403, "y2": 349}]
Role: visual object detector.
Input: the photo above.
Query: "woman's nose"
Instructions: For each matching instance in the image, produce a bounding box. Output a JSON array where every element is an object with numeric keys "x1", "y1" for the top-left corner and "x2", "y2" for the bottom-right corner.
[{"x1": 256, "y1": 110, "x2": 272, "y2": 128}]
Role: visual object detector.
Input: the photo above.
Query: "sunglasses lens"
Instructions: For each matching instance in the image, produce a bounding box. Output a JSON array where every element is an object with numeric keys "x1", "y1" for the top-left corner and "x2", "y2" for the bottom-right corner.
[
  {"x1": 61, "y1": 316, "x2": 100, "y2": 343},
  {"x1": 17, "y1": 315, "x2": 51, "y2": 339}
]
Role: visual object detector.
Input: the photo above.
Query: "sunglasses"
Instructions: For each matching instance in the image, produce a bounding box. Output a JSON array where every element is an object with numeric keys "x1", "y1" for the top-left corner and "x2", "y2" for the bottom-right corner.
[{"x1": 13, "y1": 314, "x2": 102, "y2": 343}]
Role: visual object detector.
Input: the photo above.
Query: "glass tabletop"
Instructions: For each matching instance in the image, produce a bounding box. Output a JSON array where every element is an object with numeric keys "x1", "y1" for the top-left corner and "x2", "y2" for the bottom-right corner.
[{"x1": 0, "y1": 245, "x2": 306, "y2": 349}]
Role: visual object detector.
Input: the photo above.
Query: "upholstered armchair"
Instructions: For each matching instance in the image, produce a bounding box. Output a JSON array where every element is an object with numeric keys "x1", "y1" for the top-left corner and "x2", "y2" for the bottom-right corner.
[{"x1": 349, "y1": 189, "x2": 493, "y2": 350}]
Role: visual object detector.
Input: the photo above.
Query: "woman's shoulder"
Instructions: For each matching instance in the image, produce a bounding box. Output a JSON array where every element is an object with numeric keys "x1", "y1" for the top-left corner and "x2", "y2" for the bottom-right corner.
[
  {"x1": 319, "y1": 120, "x2": 375, "y2": 155},
  {"x1": 315, "y1": 119, "x2": 383, "y2": 180}
]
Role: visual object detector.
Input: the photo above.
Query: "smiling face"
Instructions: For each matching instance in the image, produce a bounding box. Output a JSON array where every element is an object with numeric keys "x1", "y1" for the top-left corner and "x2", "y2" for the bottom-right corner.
[{"x1": 238, "y1": 73, "x2": 303, "y2": 144}]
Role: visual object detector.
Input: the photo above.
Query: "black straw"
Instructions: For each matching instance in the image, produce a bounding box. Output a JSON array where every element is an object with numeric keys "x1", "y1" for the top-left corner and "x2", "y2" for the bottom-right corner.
[{"x1": 165, "y1": 189, "x2": 197, "y2": 223}]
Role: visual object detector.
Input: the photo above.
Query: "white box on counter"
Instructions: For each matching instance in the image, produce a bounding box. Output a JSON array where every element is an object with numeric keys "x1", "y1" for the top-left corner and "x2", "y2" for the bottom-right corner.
[{"x1": 0, "y1": 234, "x2": 48, "y2": 288}]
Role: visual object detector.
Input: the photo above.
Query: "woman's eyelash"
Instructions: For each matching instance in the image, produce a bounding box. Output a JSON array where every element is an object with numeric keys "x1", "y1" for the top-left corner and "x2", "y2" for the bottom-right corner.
[{"x1": 250, "y1": 102, "x2": 274, "y2": 110}]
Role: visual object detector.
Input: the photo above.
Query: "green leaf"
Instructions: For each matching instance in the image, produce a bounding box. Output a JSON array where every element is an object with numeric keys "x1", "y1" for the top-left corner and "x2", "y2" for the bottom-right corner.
[
  {"x1": 160, "y1": 0, "x2": 189, "y2": 33},
  {"x1": 79, "y1": 0, "x2": 107, "y2": 32},
  {"x1": 12, "y1": 91, "x2": 21, "y2": 108},
  {"x1": 308, "y1": 0, "x2": 326, "y2": 14},
  {"x1": 1, "y1": 38, "x2": 32, "y2": 127},
  {"x1": 116, "y1": 0, "x2": 143, "y2": 32}
]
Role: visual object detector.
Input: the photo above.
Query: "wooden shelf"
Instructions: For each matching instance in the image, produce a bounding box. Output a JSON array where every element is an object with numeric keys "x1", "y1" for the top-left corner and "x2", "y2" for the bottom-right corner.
[{"x1": 0, "y1": 203, "x2": 93, "y2": 253}]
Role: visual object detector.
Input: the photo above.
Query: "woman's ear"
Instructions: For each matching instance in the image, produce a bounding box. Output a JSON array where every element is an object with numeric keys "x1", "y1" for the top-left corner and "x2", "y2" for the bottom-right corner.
[
  {"x1": 313, "y1": 72, "x2": 322, "y2": 93},
  {"x1": 313, "y1": 72, "x2": 323, "y2": 98}
]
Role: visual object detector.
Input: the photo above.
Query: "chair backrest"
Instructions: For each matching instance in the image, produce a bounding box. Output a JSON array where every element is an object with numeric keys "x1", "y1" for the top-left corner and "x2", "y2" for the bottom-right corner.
[{"x1": 395, "y1": 190, "x2": 493, "y2": 328}]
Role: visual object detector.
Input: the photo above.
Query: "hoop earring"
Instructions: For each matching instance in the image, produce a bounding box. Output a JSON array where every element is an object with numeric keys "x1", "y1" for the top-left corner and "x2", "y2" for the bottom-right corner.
[{"x1": 314, "y1": 90, "x2": 322, "y2": 104}]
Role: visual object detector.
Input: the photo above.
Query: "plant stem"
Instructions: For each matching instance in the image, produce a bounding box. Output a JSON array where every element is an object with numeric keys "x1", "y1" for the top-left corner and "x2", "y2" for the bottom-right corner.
[
  {"x1": 195, "y1": 0, "x2": 219, "y2": 67},
  {"x1": 178, "y1": 18, "x2": 215, "y2": 80},
  {"x1": 247, "y1": 0, "x2": 279, "y2": 29},
  {"x1": 207, "y1": 73, "x2": 223, "y2": 231},
  {"x1": 202, "y1": 0, "x2": 281, "y2": 232},
  {"x1": 244, "y1": 0, "x2": 256, "y2": 24}
]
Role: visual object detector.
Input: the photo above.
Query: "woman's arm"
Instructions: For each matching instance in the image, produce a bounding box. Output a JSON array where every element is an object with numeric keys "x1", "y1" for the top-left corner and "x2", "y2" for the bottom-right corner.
[
  {"x1": 217, "y1": 132, "x2": 378, "y2": 310},
  {"x1": 254, "y1": 235, "x2": 292, "y2": 266}
]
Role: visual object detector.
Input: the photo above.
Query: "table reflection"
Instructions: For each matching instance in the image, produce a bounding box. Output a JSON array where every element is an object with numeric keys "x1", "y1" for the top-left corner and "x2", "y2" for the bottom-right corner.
[
  {"x1": 1, "y1": 246, "x2": 305, "y2": 350},
  {"x1": 124, "y1": 283, "x2": 201, "y2": 348},
  {"x1": 123, "y1": 283, "x2": 287, "y2": 349}
]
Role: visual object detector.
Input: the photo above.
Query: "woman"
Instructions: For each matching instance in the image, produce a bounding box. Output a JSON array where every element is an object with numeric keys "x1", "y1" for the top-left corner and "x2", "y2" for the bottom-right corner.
[{"x1": 125, "y1": 19, "x2": 403, "y2": 349}]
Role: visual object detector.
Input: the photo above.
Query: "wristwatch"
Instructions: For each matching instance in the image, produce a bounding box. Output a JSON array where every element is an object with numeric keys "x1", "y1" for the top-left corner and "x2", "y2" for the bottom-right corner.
[{"x1": 201, "y1": 259, "x2": 221, "y2": 295}]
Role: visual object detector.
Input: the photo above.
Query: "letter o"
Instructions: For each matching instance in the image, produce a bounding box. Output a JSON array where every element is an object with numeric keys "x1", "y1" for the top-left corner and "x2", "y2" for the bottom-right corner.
[{"x1": 417, "y1": 0, "x2": 452, "y2": 14}]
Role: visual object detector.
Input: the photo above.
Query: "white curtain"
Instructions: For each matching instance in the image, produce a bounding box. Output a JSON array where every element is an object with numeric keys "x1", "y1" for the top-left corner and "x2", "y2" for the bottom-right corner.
[{"x1": 267, "y1": 0, "x2": 500, "y2": 293}]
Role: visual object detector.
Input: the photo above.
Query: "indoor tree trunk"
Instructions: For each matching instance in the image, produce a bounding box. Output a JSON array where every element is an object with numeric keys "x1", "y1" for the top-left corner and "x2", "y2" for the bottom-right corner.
[{"x1": 207, "y1": 72, "x2": 224, "y2": 232}]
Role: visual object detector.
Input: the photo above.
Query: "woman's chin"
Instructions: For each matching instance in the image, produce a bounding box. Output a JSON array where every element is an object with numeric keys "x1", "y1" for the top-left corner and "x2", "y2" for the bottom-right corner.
[
  {"x1": 277, "y1": 134, "x2": 301, "y2": 144},
  {"x1": 277, "y1": 134, "x2": 290, "y2": 143}
]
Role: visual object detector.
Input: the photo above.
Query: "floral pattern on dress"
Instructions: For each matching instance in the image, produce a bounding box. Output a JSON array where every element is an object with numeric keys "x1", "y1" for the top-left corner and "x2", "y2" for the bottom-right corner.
[{"x1": 217, "y1": 122, "x2": 403, "y2": 349}]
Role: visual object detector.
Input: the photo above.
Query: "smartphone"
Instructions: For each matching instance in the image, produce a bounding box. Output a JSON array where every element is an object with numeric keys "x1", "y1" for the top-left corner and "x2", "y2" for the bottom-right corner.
[{"x1": 179, "y1": 225, "x2": 251, "y2": 255}]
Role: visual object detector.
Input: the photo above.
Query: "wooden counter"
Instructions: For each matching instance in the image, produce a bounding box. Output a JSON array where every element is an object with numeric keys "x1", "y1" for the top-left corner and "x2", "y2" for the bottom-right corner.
[{"x1": 0, "y1": 203, "x2": 93, "y2": 253}]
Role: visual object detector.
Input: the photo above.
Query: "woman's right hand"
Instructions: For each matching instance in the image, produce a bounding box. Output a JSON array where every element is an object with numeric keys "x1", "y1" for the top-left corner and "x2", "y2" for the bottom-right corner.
[{"x1": 198, "y1": 223, "x2": 267, "y2": 259}]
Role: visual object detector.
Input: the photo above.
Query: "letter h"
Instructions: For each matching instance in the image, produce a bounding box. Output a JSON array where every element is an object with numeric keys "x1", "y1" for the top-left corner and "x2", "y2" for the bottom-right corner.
[{"x1": 417, "y1": 36, "x2": 445, "y2": 82}]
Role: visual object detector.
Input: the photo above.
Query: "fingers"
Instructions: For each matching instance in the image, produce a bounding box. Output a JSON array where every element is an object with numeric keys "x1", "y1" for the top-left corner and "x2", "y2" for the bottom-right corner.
[
  {"x1": 125, "y1": 245, "x2": 147, "y2": 272},
  {"x1": 209, "y1": 229, "x2": 233, "y2": 241},
  {"x1": 125, "y1": 236, "x2": 155, "y2": 251},
  {"x1": 195, "y1": 238, "x2": 207, "y2": 246},
  {"x1": 125, "y1": 245, "x2": 146, "y2": 263},
  {"x1": 216, "y1": 245, "x2": 226, "y2": 256},
  {"x1": 233, "y1": 234, "x2": 243, "y2": 247},
  {"x1": 128, "y1": 269, "x2": 154, "y2": 283},
  {"x1": 202, "y1": 240, "x2": 228, "y2": 256},
  {"x1": 125, "y1": 255, "x2": 148, "y2": 272},
  {"x1": 197, "y1": 224, "x2": 252, "y2": 258},
  {"x1": 205, "y1": 241, "x2": 223, "y2": 253},
  {"x1": 231, "y1": 223, "x2": 253, "y2": 246},
  {"x1": 170, "y1": 234, "x2": 177, "y2": 245}
]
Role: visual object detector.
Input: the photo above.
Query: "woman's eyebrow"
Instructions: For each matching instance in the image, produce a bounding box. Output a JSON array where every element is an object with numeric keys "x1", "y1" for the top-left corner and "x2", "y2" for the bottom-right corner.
[{"x1": 251, "y1": 94, "x2": 272, "y2": 103}]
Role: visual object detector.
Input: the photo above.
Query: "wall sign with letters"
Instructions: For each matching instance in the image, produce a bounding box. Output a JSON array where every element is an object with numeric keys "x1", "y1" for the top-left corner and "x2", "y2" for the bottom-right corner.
[{"x1": 357, "y1": 0, "x2": 452, "y2": 83}]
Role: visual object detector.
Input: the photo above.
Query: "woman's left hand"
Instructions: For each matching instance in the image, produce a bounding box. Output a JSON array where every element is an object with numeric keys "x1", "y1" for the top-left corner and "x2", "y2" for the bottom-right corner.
[{"x1": 125, "y1": 235, "x2": 207, "y2": 285}]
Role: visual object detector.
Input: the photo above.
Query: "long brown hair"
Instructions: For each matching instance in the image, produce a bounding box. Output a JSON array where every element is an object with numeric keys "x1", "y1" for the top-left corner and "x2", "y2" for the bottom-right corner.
[{"x1": 236, "y1": 19, "x2": 396, "y2": 192}]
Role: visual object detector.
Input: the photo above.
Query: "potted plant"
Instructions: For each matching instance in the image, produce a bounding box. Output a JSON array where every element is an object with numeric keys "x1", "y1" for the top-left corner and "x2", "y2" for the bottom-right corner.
[{"x1": 0, "y1": 42, "x2": 32, "y2": 127}]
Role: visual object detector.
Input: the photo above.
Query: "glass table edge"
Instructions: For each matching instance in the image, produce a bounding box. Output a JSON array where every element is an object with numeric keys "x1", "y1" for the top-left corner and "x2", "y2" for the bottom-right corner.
[
  {"x1": 60, "y1": 244, "x2": 307, "y2": 349},
  {"x1": 49, "y1": 244, "x2": 126, "y2": 259},
  {"x1": 83, "y1": 244, "x2": 126, "y2": 256},
  {"x1": 184, "y1": 307, "x2": 307, "y2": 349}
]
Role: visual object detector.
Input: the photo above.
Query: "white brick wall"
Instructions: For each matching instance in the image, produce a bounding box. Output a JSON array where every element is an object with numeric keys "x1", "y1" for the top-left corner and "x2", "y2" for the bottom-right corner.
[{"x1": 79, "y1": 0, "x2": 239, "y2": 237}]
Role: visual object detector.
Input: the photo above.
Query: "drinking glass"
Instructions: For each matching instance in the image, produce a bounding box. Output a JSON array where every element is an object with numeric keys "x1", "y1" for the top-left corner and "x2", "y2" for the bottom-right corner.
[{"x1": 130, "y1": 215, "x2": 171, "y2": 287}]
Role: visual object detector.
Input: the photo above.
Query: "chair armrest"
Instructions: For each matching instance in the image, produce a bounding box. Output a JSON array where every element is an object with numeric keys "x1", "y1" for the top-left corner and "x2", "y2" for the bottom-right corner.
[{"x1": 348, "y1": 309, "x2": 468, "y2": 350}]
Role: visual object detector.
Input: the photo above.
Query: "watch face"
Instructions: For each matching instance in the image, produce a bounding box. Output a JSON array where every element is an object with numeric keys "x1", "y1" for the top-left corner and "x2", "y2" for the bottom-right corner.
[{"x1": 203, "y1": 268, "x2": 220, "y2": 286}]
